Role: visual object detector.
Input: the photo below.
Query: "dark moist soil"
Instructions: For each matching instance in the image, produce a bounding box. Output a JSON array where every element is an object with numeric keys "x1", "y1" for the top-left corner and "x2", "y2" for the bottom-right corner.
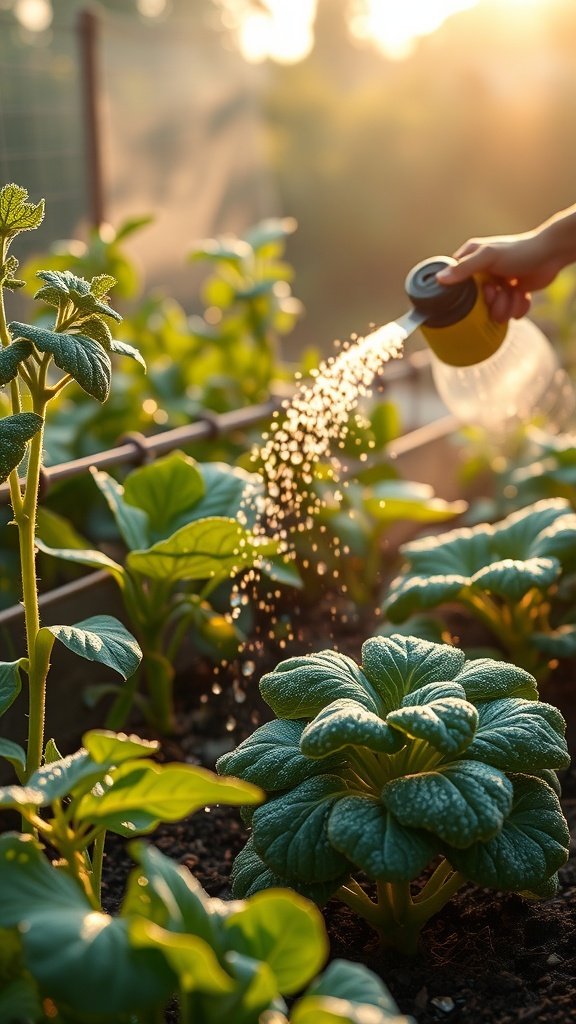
[{"x1": 97, "y1": 599, "x2": 576, "y2": 1024}]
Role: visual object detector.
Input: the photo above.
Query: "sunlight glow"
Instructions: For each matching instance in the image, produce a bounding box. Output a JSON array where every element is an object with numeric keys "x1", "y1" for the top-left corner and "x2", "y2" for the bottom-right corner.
[
  {"x1": 236, "y1": 0, "x2": 316, "y2": 65},
  {"x1": 349, "y1": 0, "x2": 477, "y2": 60},
  {"x1": 14, "y1": 0, "x2": 52, "y2": 32}
]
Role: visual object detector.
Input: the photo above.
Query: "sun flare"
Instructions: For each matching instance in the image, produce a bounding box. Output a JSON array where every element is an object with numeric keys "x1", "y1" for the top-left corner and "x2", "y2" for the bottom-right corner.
[{"x1": 220, "y1": 0, "x2": 554, "y2": 65}]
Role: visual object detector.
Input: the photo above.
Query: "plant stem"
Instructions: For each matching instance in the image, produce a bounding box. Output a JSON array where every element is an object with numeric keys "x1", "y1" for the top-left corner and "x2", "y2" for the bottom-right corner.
[{"x1": 91, "y1": 829, "x2": 107, "y2": 904}]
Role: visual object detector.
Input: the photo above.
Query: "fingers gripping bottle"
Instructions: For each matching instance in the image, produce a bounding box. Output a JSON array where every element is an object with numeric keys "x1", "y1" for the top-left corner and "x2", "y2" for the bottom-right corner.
[{"x1": 404, "y1": 256, "x2": 576, "y2": 434}]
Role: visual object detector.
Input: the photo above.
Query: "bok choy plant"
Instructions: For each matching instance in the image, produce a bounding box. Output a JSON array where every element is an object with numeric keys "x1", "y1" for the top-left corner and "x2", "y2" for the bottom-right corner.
[
  {"x1": 382, "y1": 498, "x2": 576, "y2": 680},
  {"x1": 217, "y1": 633, "x2": 570, "y2": 955}
]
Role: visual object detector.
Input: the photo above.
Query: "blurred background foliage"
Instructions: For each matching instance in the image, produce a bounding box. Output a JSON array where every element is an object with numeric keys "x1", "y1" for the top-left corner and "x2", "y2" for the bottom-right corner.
[{"x1": 1, "y1": 0, "x2": 576, "y2": 358}]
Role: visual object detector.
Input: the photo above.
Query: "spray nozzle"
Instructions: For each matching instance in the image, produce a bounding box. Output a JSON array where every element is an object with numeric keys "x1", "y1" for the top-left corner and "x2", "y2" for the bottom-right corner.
[{"x1": 405, "y1": 256, "x2": 477, "y2": 328}]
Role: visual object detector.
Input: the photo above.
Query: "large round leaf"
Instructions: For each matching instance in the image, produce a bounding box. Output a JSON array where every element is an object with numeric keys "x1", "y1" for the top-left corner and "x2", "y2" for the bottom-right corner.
[
  {"x1": 328, "y1": 795, "x2": 439, "y2": 881},
  {"x1": 465, "y1": 698, "x2": 569, "y2": 773},
  {"x1": 260, "y1": 650, "x2": 381, "y2": 720}
]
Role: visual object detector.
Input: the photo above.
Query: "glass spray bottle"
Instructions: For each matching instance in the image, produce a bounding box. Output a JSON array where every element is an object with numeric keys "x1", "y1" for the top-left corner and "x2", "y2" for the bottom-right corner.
[{"x1": 404, "y1": 256, "x2": 575, "y2": 433}]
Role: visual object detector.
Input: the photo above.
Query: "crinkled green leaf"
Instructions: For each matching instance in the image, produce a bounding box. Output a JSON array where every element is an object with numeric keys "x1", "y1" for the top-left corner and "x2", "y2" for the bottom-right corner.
[
  {"x1": 0, "y1": 412, "x2": 43, "y2": 483},
  {"x1": 252, "y1": 775, "x2": 350, "y2": 883},
  {"x1": 301, "y1": 699, "x2": 404, "y2": 758},
  {"x1": 0, "y1": 184, "x2": 44, "y2": 238},
  {"x1": 532, "y1": 624, "x2": 576, "y2": 657},
  {"x1": 0, "y1": 833, "x2": 174, "y2": 1014},
  {"x1": 0, "y1": 340, "x2": 32, "y2": 386},
  {"x1": 91, "y1": 273, "x2": 117, "y2": 297},
  {"x1": 386, "y1": 697, "x2": 478, "y2": 756},
  {"x1": 382, "y1": 760, "x2": 513, "y2": 848},
  {"x1": 465, "y1": 698, "x2": 569, "y2": 772},
  {"x1": 0, "y1": 660, "x2": 25, "y2": 716},
  {"x1": 471, "y1": 556, "x2": 560, "y2": 599},
  {"x1": 34, "y1": 269, "x2": 122, "y2": 321},
  {"x1": 78, "y1": 314, "x2": 113, "y2": 348},
  {"x1": 40, "y1": 615, "x2": 142, "y2": 680},
  {"x1": 127, "y1": 517, "x2": 267, "y2": 583},
  {"x1": 399, "y1": 679, "x2": 467, "y2": 705},
  {"x1": 216, "y1": 719, "x2": 345, "y2": 791},
  {"x1": 260, "y1": 650, "x2": 381, "y2": 720},
  {"x1": 123, "y1": 451, "x2": 204, "y2": 540},
  {"x1": 383, "y1": 573, "x2": 467, "y2": 622},
  {"x1": 454, "y1": 659, "x2": 538, "y2": 702},
  {"x1": 90, "y1": 467, "x2": 150, "y2": 550},
  {"x1": 328, "y1": 795, "x2": 439, "y2": 881},
  {"x1": 9, "y1": 322, "x2": 112, "y2": 402},
  {"x1": 446, "y1": 775, "x2": 570, "y2": 892},
  {"x1": 224, "y1": 889, "x2": 328, "y2": 994},
  {"x1": 360, "y1": 634, "x2": 466, "y2": 713},
  {"x1": 230, "y1": 837, "x2": 344, "y2": 906},
  {"x1": 23, "y1": 748, "x2": 104, "y2": 805}
]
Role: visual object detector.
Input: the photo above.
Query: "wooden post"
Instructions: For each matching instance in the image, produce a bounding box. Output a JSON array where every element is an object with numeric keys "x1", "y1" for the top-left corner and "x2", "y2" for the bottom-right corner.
[{"x1": 78, "y1": 7, "x2": 105, "y2": 227}]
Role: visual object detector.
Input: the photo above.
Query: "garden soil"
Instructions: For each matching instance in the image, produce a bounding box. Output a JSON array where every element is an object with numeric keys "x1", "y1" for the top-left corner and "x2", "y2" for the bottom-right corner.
[{"x1": 98, "y1": 601, "x2": 576, "y2": 1024}]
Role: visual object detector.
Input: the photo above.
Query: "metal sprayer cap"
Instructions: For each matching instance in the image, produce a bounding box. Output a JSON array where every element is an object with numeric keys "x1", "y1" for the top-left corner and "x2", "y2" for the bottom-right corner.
[{"x1": 405, "y1": 256, "x2": 477, "y2": 328}]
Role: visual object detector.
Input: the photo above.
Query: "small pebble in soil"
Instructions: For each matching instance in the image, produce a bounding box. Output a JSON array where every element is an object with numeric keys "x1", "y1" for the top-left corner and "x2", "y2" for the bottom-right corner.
[{"x1": 430, "y1": 996, "x2": 456, "y2": 1014}]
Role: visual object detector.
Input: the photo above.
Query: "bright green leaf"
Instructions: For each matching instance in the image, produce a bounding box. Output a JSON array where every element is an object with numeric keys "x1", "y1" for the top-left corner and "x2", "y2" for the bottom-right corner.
[
  {"x1": 127, "y1": 517, "x2": 264, "y2": 582},
  {"x1": 123, "y1": 451, "x2": 204, "y2": 540},
  {"x1": 90, "y1": 467, "x2": 150, "y2": 550},
  {"x1": 83, "y1": 729, "x2": 159, "y2": 764},
  {"x1": 0, "y1": 184, "x2": 44, "y2": 239},
  {"x1": 34, "y1": 537, "x2": 126, "y2": 586},
  {"x1": 130, "y1": 917, "x2": 234, "y2": 994}
]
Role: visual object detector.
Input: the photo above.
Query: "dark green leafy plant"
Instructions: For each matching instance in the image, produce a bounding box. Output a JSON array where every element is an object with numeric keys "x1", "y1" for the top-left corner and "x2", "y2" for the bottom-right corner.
[
  {"x1": 36, "y1": 449, "x2": 299, "y2": 733},
  {"x1": 382, "y1": 498, "x2": 576, "y2": 679},
  {"x1": 217, "y1": 634, "x2": 570, "y2": 954},
  {"x1": 0, "y1": 828, "x2": 411, "y2": 1023}
]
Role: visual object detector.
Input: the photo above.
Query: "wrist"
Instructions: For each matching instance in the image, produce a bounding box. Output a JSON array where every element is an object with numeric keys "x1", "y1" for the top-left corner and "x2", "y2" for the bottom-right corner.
[{"x1": 538, "y1": 206, "x2": 576, "y2": 267}]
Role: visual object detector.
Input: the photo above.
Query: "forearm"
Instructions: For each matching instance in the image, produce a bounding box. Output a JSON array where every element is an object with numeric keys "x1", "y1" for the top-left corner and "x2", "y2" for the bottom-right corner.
[{"x1": 537, "y1": 204, "x2": 576, "y2": 267}]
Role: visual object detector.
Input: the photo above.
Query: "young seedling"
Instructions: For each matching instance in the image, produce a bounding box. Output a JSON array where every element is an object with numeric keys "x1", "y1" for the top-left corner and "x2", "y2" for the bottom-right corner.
[
  {"x1": 36, "y1": 449, "x2": 299, "y2": 733},
  {"x1": 217, "y1": 633, "x2": 570, "y2": 955},
  {"x1": 382, "y1": 498, "x2": 576, "y2": 680},
  {"x1": 0, "y1": 822, "x2": 412, "y2": 1023}
]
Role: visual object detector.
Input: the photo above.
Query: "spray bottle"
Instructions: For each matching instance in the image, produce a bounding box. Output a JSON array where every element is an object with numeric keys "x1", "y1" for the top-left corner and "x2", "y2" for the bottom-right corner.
[{"x1": 403, "y1": 256, "x2": 575, "y2": 433}]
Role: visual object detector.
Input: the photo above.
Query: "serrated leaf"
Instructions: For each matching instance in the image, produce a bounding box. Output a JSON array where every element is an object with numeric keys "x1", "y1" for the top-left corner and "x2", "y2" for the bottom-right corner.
[
  {"x1": 360, "y1": 635, "x2": 466, "y2": 713},
  {"x1": 446, "y1": 775, "x2": 570, "y2": 892},
  {"x1": 9, "y1": 322, "x2": 112, "y2": 402},
  {"x1": 301, "y1": 699, "x2": 403, "y2": 758},
  {"x1": 0, "y1": 341, "x2": 32, "y2": 386},
  {"x1": 327, "y1": 795, "x2": 439, "y2": 881},
  {"x1": 465, "y1": 698, "x2": 570, "y2": 772},
  {"x1": 252, "y1": 775, "x2": 350, "y2": 883},
  {"x1": 79, "y1": 315, "x2": 113, "y2": 349},
  {"x1": 260, "y1": 650, "x2": 381, "y2": 720},
  {"x1": 216, "y1": 719, "x2": 345, "y2": 791},
  {"x1": 382, "y1": 760, "x2": 513, "y2": 848},
  {"x1": 0, "y1": 412, "x2": 43, "y2": 483},
  {"x1": 454, "y1": 659, "x2": 538, "y2": 702},
  {"x1": 39, "y1": 616, "x2": 142, "y2": 680},
  {"x1": 0, "y1": 833, "x2": 174, "y2": 1014},
  {"x1": 0, "y1": 184, "x2": 44, "y2": 238},
  {"x1": 0, "y1": 660, "x2": 25, "y2": 716},
  {"x1": 34, "y1": 269, "x2": 122, "y2": 321},
  {"x1": 91, "y1": 273, "x2": 117, "y2": 298},
  {"x1": 386, "y1": 697, "x2": 478, "y2": 756},
  {"x1": 224, "y1": 889, "x2": 327, "y2": 994}
]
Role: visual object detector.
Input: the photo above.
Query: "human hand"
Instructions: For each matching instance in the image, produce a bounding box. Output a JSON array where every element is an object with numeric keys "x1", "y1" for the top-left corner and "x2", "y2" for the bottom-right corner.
[{"x1": 435, "y1": 232, "x2": 566, "y2": 322}]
